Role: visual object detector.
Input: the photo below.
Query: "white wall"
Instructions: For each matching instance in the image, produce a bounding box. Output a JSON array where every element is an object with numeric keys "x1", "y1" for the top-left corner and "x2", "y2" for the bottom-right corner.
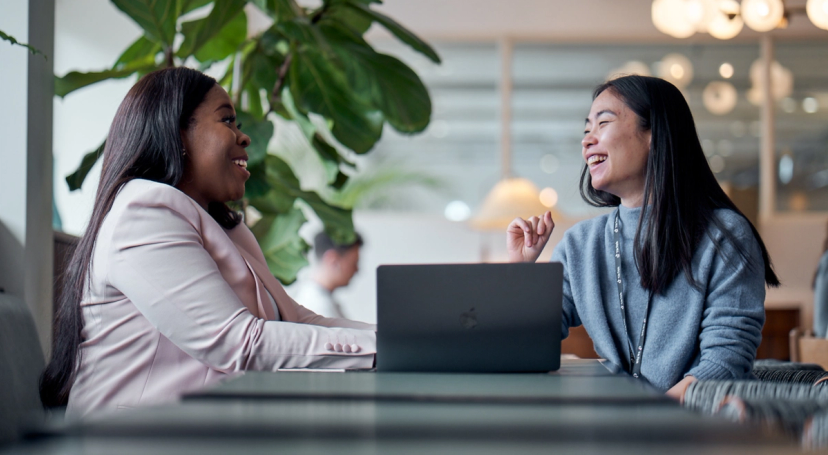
[
  {"x1": 53, "y1": 0, "x2": 143, "y2": 235},
  {"x1": 0, "y1": 0, "x2": 56, "y2": 352},
  {"x1": 0, "y1": 0, "x2": 31, "y2": 294}
]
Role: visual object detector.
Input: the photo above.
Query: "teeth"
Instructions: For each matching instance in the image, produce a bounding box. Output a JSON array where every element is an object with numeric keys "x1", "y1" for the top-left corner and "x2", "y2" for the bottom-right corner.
[
  {"x1": 232, "y1": 159, "x2": 248, "y2": 169},
  {"x1": 587, "y1": 155, "x2": 607, "y2": 165}
]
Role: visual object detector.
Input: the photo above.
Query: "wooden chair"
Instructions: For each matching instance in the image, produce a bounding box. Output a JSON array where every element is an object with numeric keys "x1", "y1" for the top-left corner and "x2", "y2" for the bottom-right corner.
[{"x1": 790, "y1": 328, "x2": 828, "y2": 370}]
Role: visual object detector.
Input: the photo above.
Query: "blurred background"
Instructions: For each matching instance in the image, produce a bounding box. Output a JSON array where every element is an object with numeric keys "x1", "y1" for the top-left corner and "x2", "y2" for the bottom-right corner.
[{"x1": 39, "y1": 0, "x2": 828, "y2": 327}]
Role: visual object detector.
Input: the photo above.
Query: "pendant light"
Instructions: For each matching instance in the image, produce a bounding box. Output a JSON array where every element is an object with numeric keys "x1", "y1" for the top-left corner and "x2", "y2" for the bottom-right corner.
[
  {"x1": 470, "y1": 39, "x2": 558, "y2": 231},
  {"x1": 741, "y1": 0, "x2": 785, "y2": 32}
]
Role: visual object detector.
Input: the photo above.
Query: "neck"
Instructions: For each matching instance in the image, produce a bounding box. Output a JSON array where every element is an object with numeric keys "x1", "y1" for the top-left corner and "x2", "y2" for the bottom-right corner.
[
  {"x1": 620, "y1": 193, "x2": 644, "y2": 208},
  {"x1": 177, "y1": 183, "x2": 209, "y2": 210},
  {"x1": 312, "y1": 270, "x2": 337, "y2": 293}
]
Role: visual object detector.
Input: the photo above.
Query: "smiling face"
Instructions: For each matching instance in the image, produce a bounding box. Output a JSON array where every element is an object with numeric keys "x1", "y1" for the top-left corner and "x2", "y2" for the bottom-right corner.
[
  {"x1": 582, "y1": 89, "x2": 651, "y2": 207},
  {"x1": 178, "y1": 85, "x2": 251, "y2": 208}
]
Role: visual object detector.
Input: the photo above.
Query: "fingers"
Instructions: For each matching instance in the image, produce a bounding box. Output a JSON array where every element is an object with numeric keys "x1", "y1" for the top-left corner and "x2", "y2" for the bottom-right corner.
[
  {"x1": 528, "y1": 216, "x2": 540, "y2": 246},
  {"x1": 507, "y1": 218, "x2": 533, "y2": 247},
  {"x1": 541, "y1": 211, "x2": 555, "y2": 238}
]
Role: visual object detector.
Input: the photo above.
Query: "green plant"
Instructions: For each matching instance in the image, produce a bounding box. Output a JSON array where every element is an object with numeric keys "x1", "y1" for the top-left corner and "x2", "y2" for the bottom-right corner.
[
  {"x1": 0, "y1": 29, "x2": 46, "y2": 58},
  {"x1": 57, "y1": 0, "x2": 439, "y2": 283}
]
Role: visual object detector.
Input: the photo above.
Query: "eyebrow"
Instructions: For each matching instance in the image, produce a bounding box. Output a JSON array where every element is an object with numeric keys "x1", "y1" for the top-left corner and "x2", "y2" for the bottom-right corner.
[
  {"x1": 584, "y1": 109, "x2": 618, "y2": 124},
  {"x1": 214, "y1": 103, "x2": 234, "y2": 113}
]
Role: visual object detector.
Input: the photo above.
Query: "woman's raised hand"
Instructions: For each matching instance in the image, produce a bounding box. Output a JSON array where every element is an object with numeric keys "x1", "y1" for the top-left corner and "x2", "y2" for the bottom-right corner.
[{"x1": 506, "y1": 211, "x2": 555, "y2": 263}]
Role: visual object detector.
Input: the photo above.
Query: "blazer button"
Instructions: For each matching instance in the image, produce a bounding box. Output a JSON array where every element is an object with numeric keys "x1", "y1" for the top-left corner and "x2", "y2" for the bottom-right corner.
[
  {"x1": 325, "y1": 342, "x2": 334, "y2": 351},
  {"x1": 335, "y1": 343, "x2": 343, "y2": 352},
  {"x1": 350, "y1": 344, "x2": 360, "y2": 353},
  {"x1": 343, "y1": 344, "x2": 352, "y2": 353}
]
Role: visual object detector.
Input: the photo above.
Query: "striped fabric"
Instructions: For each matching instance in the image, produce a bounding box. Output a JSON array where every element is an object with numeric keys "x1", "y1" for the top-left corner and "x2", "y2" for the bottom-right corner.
[
  {"x1": 803, "y1": 410, "x2": 828, "y2": 449},
  {"x1": 684, "y1": 381, "x2": 828, "y2": 415},
  {"x1": 753, "y1": 369, "x2": 828, "y2": 384},
  {"x1": 753, "y1": 359, "x2": 825, "y2": 371},
  {"x1": 717, "y1": 397, "x2": 828, "y2": 438}
]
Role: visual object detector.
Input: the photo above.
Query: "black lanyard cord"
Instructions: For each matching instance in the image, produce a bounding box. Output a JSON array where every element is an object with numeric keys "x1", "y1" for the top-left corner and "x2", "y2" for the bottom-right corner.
[{"x1": 613, "y1": 209, "x2": 652, "y2": 379}]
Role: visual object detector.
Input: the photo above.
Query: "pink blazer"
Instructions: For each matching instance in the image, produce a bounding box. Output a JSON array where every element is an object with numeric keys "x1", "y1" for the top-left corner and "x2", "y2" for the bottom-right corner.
[{"x1": 66, "y1": 179, "x2": 376, "y2": 418}]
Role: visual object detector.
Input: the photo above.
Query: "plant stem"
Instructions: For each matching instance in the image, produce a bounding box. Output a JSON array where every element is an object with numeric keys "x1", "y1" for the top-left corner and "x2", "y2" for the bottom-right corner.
[
  {"x1": 270, "y1": 53, "x2": 292, "y2": 111},
  {"x1": 165, "y1": 47, "x2": 174, "y2": 68}
]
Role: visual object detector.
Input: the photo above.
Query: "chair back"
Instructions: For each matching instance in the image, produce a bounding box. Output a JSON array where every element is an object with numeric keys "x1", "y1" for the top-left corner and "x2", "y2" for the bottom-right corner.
[
  {"x1": 0, "y1": 292, "x2": 45, "y2": 445},
  {"x1": 791, "y1": 328, "x2": 828, "y2": 370}
]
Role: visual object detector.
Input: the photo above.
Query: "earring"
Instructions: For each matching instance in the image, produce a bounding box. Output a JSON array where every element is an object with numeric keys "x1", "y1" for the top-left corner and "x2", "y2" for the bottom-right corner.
[{"x1": 182, "y1": 148, "x2": 187, "y2": 157}]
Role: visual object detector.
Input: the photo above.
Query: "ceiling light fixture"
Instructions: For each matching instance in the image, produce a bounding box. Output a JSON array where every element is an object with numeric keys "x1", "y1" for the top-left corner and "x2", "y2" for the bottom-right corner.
[{"x1": 741, "y1": 0, "x2": 785, "y2": 32}]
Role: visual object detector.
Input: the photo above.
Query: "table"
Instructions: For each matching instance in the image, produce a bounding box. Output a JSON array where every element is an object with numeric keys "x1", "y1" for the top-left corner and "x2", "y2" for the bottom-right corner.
[
  {"x1": 184, "y1": 359, "x2": 669, "y2": 405},
  {"x1": 4, "y1": 360, "x2": 798, "y2": 454}
]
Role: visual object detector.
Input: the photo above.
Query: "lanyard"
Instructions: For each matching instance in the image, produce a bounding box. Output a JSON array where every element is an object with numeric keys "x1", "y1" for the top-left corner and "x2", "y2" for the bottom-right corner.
[{"x1": 613, "y1": 209, "x2": 652, "y2": 379}]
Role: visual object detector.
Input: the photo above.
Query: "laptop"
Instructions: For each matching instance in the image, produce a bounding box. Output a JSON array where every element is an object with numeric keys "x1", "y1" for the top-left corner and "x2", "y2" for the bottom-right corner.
[{"x1": 376, "y1": 262, "x2": 563, "y2": 373}]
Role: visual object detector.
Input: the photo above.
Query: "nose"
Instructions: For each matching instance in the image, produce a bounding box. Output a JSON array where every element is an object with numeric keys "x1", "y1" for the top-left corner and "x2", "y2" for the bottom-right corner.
[
  {"x1": 581, "y1": 131, "x2": 597, "y2": 149},
  {"x1": 238, "y1": 130, "x2": 251, "y2": 148}
]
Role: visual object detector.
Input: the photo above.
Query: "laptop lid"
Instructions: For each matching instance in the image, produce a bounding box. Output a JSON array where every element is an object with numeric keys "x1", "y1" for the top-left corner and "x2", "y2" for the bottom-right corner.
[{"x1": 376, "y1": 262, "x2": 562, "y2": 373}]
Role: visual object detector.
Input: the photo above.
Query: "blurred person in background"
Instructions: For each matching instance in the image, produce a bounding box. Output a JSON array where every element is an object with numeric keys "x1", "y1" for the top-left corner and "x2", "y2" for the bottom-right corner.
[
  {"x1": 290, "y1": 232, "x2": 363, "y2": 319},
  {"x1": 507, "y1": 75, "x2": 779, "y2": 402},
  {"x1": 813, "y1": 222, "x2": 828, "y2": 337}
]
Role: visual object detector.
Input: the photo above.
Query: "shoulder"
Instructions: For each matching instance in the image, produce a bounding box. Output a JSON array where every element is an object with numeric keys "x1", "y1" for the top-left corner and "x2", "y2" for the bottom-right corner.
[
  {"x1": 561, "y1": 212, "x2": 612, "y2": 244},
  {"x1": 112, "y1": 179, "x2": 204, "y2": 225},
  {"x1": 707, "y1": 209, "x2": 758, "y2": 251},
  {"x1": 552, "y1": 211, "x2": 612, "y2": 260},
  {"x1": 710, "y1": 208, "x2": 753, "y2": 237}
]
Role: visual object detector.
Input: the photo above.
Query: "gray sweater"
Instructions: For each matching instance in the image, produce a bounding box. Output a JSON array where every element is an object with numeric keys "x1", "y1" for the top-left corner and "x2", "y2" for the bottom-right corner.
[
  {"x1": 814, "y1": 251, "x2": 828, "y2": 338},
  {"x1": 552, "y1": 205, "x2": 766, "y2": 391}
]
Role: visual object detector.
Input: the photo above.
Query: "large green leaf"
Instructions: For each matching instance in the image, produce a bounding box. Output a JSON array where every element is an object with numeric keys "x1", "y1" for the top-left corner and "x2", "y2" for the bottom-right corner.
[
  {"x1": 182, "y1": 0, "x2": 213, "y2": 15},
  {"x1": 255, "y1": 0, "x2": 304, "y2": 21},
  {"x1": 114, "y1": 35, "x2": 161, "y2": 69},
  {"x1": 251, "y1": 208, "x2": 309, "y2": 284},
  {"x1": 111, "y1": 0, "x2": 180, "y2": 48},
  {"x1": 190, "y1": 10, "x2": 248, "y2": 63},
  {"x1": 321, "y1": 22, "x2": 430, "y2": 133},
  {"x1": 359, "y1": 52, "x2": 430, "y2": 133},
  {"x1": 323, "y1": 4, "x2": 373, "y2": 37},
  {"x1": 264, "y1": 155, "x2": 354, "y2": 245},
  {"x1": 236, "y1": 111, "x2": 274, "y2": 165},
  {"x1": 312, "y1": 134, "x2": 342, "y2": 184},
  {"x1": 177, "y1": 0, "x2": 247, "y2": 59},
  {"x1": 242, "y1": 43, "x2": 284, "y2": 98},
  {"x1": 55, "y1": 65, "x2": 153, "y2": 98},
  {"x1": 66, "y1": 141, "x2": 105, "y2": 191},
  {"x1": 345, "y1": 2, "x2": 440, "y2": 64},
  {"x1": 244, "y1": 161, "x2": 273, "y2": 199},
  {"x1": 289, "y1": 46, "x2": 383, "y2": 154}
]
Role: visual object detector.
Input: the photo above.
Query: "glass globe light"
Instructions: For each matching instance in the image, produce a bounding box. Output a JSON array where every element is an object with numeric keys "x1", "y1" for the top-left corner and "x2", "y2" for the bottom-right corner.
[
  {"x1": 657, "y1": 53, "x2": 694, "y2": 89},
  {"x1": 741, "y1": 0, "x2": 785, "y2": 32},
  {"x1": 652, "y1": 0, "x2": 697, "y2": 38},
  {"x1": 707, "y1": 0, "x2": 744, "y2": 39},
  {"x1": 807, "y1": 0, "x2": 828, "y2": 30},
  {"x1": 703, "y1": 81, "x2": 738, "y2": 115}
]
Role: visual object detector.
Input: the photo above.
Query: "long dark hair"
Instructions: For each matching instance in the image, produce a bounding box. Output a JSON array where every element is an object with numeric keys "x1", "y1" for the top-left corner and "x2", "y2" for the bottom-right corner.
[
  {"x1": 40, "y1": 67, "x2": 242, "y2": 407},
  {"x1": 579, "y1": 75, "x2": 779, "y2": 295}
]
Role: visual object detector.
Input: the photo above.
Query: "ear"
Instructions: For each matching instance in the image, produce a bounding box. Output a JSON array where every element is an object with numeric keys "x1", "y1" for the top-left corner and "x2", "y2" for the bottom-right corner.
[
  {"x1": 320, "y1": 250, "x2": 340, "y2": 267},
  {"x1": 180, "y1": 129, "x2": 192, "y2": 153}
]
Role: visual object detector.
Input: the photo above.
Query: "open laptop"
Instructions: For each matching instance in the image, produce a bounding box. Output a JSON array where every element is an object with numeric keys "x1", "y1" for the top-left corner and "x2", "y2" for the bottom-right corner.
[{"x1": 376, "y1": 262, "x2": 563, "y2": 373}]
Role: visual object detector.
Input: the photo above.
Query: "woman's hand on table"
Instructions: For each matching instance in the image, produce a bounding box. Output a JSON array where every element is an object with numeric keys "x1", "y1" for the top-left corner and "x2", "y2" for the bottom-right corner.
[
  {"x1": 506, "y1": 212, "x2": 555, "y2": 263},
  {"x1": 665, "y1": 375, "x2": 696, "y2": 403}
]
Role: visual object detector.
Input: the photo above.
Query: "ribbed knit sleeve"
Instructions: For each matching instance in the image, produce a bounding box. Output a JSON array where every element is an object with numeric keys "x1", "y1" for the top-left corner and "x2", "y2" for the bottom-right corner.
[
  {"x1": 685, "y1": 214, "x2": 766, "y2": 381},
  {"x1": 551, "y1": 236, "x2": 582, "y2": 340}
]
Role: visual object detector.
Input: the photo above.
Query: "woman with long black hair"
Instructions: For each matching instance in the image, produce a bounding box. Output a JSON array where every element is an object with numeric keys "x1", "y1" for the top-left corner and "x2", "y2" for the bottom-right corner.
[
  {"x1": 41, "y1": 67, "x2": 376, "y2": 418},
  {"x1": 508, "y1": 75, "x2": 779, "y2": 400}
]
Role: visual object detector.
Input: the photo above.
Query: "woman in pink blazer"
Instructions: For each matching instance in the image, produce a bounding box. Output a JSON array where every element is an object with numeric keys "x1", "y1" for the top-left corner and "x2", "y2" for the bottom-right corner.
[{"x1": 40, "y1": 68, "x2": 376, "y2": 418}]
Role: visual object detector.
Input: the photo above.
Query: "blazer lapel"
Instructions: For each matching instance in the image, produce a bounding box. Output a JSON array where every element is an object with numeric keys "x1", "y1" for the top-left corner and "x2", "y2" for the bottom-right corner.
[{"x1": 234, "y1": 246, "x2": 299, "y2": 323}]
